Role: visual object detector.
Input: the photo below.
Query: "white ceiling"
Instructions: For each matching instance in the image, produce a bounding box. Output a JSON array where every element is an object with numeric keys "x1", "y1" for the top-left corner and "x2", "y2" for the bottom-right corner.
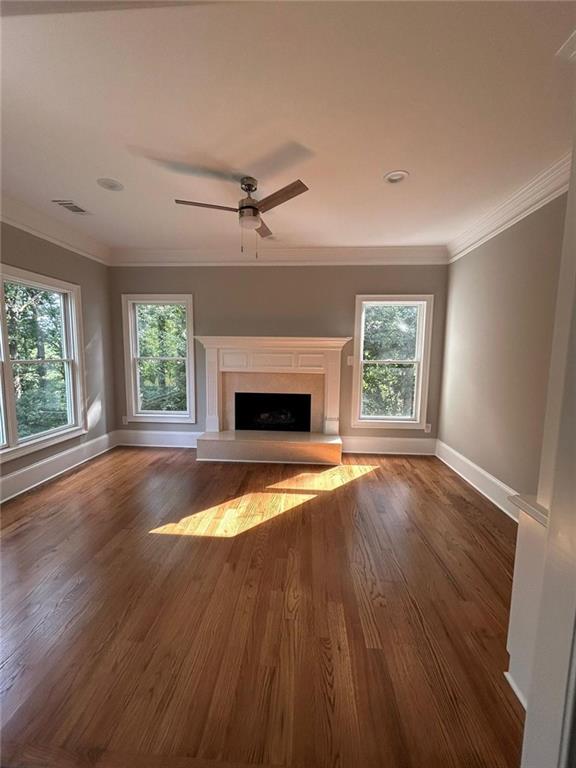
[{"x1": 1, "y1": 1, "x2": 574, "y2": 262}]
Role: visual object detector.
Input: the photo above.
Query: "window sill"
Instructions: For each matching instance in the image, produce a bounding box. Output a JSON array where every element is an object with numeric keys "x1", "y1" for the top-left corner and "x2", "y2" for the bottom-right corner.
[
  {"x1": 351, "y1": 418, "x2": 426, "y2": 430},
  {"x1": 0, "y1": 426, "x2": 87, "y2": 462},
  {"x1": 126, "y1": 414, "x2": 197, "y2": 425}
]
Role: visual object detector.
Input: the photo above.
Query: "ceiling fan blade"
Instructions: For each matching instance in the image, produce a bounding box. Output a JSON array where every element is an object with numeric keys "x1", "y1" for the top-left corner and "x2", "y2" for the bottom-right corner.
[
  {"x1": 249, "y1": 142, "x2": 313, "y2": 180},
  {"x1": 256, "y1": 220, "x2": 273, "y2": 238},
  {"x1": 175, "y1": 199, "x2": 238, "y2": 212},
  {"x1": 154, "y1": 158, "x2": 244, "y2": 183},
  {"x1": 257, "y1": 180, "x2": 308, "y2": 213},
  {"x1": 1, "y1": 1, "x2": 197, "y2": 15},
  {"x1": 131, "y1": 147, "x2": 244, "y2": 183}
]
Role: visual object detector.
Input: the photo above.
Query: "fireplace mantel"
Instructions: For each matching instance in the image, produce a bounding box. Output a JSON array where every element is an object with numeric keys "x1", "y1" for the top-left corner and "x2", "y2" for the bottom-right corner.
[
  {"x1": 196, "y1": 336, "x2": 351, "y2": 434},
  {"x1": 196, "y1": 336, "x2": 351, "y2": 350}
]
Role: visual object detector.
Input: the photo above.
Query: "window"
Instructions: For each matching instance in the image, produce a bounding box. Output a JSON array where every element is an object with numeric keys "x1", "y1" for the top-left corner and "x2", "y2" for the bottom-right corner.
[
  {"x1": 122, "y1": 295, "x2": 195, "y2": 423},
  {"x1": 0, "y1": 266, "x2": 86, "y2": 459},
  {"x1": 352, "y1": 295, "x2": 433, "y2": 429}
]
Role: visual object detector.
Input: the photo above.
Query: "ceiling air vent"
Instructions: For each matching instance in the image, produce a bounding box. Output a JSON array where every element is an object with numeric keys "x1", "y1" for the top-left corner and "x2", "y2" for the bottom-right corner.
[{"x1": 52, "y1": 199, "x2": 90, "y2": 215}]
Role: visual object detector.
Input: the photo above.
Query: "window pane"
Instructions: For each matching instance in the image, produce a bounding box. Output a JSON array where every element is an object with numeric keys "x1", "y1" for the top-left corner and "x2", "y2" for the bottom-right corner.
[
  {"x1": 4, "y1": 282, "x2": 65, "y2": 360},
  {"x1": 12, "y1": 361, "x2": 71, "y2": 439},
  {"x1": 136, "y1": 303, "x2": 186, "y2": 358},
  {"x1": 137, "y1": 359, "x2": 187, "y2": 412},
  {"x1": 363, "y1": 304, "x2": 419, "y2": 361},
  {"x1": 361, "y1": 363, "x2": 416, "y2": 419}
]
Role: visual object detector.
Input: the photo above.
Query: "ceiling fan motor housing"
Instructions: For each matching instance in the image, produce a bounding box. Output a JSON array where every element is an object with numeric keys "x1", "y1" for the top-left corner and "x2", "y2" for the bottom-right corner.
[{"x1": 240, "y1": 176, "x2": 258, "y2": 193}]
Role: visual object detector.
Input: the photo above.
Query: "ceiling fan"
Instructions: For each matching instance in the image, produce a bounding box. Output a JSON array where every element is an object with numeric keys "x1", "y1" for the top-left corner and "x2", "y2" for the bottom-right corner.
[{"x1": 175, "y1": 175, "x2": 308, "y2": 238}]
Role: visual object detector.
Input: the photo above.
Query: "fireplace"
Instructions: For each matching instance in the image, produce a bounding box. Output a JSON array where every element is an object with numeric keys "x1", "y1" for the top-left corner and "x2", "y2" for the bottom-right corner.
[
  {"x1": 196, "y1": 336, "x2": 351, "y2": 434},
  {"x1": 235, "y1": 392, "x2": 312, "y2": 432}
]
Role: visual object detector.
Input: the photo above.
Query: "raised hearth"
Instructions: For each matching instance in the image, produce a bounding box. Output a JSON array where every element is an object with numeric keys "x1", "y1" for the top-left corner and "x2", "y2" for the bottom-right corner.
[{"x1": 196, "y1": 430, "x2": 342, "y2": 465}]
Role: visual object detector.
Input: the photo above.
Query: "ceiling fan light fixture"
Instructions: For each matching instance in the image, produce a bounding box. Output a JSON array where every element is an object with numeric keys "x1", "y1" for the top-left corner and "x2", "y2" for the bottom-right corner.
[{"x1": 239, "y1": 206, "x2": 261, "y2": 230}]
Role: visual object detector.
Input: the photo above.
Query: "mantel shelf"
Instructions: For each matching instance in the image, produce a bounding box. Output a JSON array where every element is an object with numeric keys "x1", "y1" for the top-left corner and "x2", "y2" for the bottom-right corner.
[{"x1": 196, "y1": 336, "x2": 351, "y2": 350}]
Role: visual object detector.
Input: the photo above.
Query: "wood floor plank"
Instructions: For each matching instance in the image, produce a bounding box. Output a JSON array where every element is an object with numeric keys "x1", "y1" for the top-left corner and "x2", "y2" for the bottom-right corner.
[
  {"x1": 1, "y1": 448, "x2": 524, "y2": 768},
  {"x1": 2, "y1": 740, "x2": 283, "y2": 768}
]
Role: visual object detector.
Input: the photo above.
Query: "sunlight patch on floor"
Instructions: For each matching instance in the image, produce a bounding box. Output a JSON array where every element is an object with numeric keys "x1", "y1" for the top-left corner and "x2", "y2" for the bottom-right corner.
[
  {"x1": 266, "y1": 464, "x2": 376, "y2": 492},
  {"x1": 150, "y1": 491, "x2": 316, "y2": 537},
  {"x1": 148, "y1": 465, "x2": 375, "y2": 538}
]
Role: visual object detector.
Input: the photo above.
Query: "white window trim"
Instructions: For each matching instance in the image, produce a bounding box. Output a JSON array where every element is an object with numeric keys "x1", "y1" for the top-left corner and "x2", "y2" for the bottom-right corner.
[
  {"x1": 0, "y1": 265, "x2": 87, "y2": 461},
  {"x1": 351, "y1": 294, "x2": 434, "y2": 430},
  {"x1": 122, "y1": 294, "x2": 196, "y2": 424}
]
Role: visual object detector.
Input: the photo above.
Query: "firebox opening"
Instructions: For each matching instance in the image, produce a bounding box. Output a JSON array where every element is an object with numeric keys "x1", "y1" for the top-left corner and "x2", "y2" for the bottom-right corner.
[{"x1": 235, "y1": 392, "x2": 312, "y2": 432}]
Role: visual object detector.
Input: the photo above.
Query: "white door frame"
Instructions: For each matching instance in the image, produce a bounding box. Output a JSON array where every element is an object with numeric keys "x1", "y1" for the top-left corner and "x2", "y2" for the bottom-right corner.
[{"x1": 520, "y1": 95, "x2": 576, "y2": 766}]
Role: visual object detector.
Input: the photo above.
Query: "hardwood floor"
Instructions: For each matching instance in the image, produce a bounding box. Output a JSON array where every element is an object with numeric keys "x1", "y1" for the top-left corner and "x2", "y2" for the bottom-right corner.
[{"x1": 1, "y1": 448, "x2": 524, "y2": 768}]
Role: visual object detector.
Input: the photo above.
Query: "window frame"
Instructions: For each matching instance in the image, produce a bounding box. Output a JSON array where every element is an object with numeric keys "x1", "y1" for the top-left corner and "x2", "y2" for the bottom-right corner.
[
  {"x1": 0, "y1": 265, "x2": 87, "y2": 460},
  {"x1": 351, "y1": 294, "x2": 434, "y2": 430},
  {"x1": 122, "y1": 294, "x2": 196, "y2": 424}
]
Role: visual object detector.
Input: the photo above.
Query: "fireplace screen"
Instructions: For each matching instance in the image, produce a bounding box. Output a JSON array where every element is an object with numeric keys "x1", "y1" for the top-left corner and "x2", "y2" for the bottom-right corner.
[{"x1": 235, "y1": 392, "x2": 312, "y2": 432}]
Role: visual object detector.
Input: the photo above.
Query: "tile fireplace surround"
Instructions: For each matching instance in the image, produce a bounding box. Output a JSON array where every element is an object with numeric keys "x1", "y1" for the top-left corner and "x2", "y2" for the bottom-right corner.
[{"x1": 196, "y1": 336, "x2": 351, "y2": 435}]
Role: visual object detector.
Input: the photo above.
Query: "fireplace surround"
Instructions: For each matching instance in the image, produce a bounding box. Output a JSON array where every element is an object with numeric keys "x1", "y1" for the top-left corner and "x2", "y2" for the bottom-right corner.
[{"x1": 196, "y1": 336, "x2": 351, "y2": 435}]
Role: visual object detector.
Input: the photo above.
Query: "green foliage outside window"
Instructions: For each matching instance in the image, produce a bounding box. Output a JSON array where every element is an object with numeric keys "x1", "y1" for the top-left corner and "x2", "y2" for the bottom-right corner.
[
  {"x1": 363, "y1": 304, "x2": 418, "y2": 361},
  {"x1": 136, "y1": 303, "x2": 186, "y2": 358},
  {"x1": 135, "y1": 303, "x2": 188, "y2": 412},
  {"x1": 361, "y1": 304, "x2": 419, "y2": 419},
  {"x1": 4, "y1": 282, "x2": 71, "y2": 439},
  {"x1": 362, "y1": 363, "x2": 416, "y2": 418}
]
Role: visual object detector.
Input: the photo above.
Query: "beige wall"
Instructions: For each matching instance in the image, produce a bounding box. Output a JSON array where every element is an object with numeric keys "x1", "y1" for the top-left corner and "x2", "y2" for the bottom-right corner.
[
  {"x1": 438, "y1": 195, "x2": 567, "y2": 494},
  {"x1": 0, "y1": 223, "x2": 115, "y2": 473},
  {"x1": 109, "y1": 264, "x2": 448, "y2": 438}
]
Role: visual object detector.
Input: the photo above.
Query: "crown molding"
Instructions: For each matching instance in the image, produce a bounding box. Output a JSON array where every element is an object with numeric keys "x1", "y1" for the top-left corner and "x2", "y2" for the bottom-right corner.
[
  {"x1": 448, "y1": 152, "x2": 572, "y2": 262},
  {"x1": 111, "y1": 244, "x2": 449, "y2": 267},
  {"x1": 1, "y1": 194, "x2": 112, "y2": 265}
]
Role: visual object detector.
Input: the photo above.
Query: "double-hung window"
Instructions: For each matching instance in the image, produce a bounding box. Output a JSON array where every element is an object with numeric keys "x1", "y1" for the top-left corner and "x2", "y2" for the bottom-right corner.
[
  {"x1": 352, "y1": 295, "x2": 433, "y2": 429},
  {"x1": 122, "y1": 295, "x2": 195, "y2": 423},
  {"x1": 0, "y1": 266, "x2": 86, "y2": 458}
]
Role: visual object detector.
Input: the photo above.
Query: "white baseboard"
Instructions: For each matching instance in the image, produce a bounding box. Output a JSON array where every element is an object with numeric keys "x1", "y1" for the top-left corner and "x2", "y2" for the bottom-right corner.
[
  {"x1": 504, "y1": 671, "x2": 527, "y2": 709},
  {"x1": 113, "y1": 429, "x2": 203, "y2": 449},
  {"x1": 342, "y1": 435, "x2": 436, "y2": 455},
  {"x1": 435, "y1": 440, "x2": 519, "y2": 522},
  {"x1": 0, "y1": 432, "x2": 115, "y2": 503}
]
